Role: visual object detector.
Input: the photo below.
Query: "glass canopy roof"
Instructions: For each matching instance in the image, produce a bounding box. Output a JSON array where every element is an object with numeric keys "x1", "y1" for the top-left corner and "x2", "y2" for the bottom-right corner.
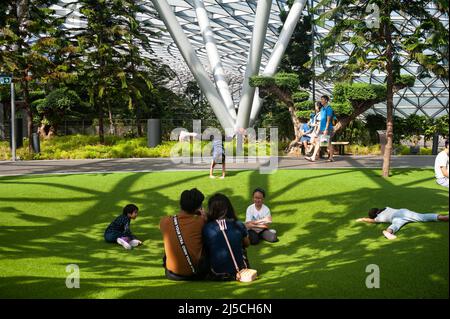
[{"x1": 54, "y1": 0, "x2": 449, "y2": 119}]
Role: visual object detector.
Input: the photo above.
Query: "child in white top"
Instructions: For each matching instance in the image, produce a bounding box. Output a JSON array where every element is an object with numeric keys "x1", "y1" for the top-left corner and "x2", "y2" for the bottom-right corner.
[
  {"x1": 245, "y1": 188, "x2": 278, "y2": 245},
  {"x1": 434, "y1": 140, "x2": 449, "y2": 188}
]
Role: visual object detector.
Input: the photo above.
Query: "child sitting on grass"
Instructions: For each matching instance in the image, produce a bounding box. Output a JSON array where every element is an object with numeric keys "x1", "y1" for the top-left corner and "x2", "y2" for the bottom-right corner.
[
  {"x1": 245, "y1": 188, "x2": 278, "y2": 245},
  {"x1": 104, "y1": 204, "x2": 142, "y2": 250}
]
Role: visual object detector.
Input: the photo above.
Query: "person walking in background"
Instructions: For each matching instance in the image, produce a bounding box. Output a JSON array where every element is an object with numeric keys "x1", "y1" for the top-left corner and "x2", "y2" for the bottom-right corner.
[
  {"x1": 104, "y1": 204, "x2": 142, "y2": 250},
  {"x1": 357, "y1": 207, "x2": 449, "y2": 240},
  {"x1": 434, "y1": 139, "x2": 449, "y2": 188}
]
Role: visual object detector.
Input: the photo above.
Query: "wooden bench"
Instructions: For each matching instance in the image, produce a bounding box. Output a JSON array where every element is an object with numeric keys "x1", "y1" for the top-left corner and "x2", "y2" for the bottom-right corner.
[{"x1": 331, "y1": 141, "x2": 349, "y2": 155}]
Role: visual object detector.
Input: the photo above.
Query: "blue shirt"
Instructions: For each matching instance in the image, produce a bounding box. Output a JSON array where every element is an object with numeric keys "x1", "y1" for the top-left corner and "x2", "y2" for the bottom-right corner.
[
  {"x1": 320, "y1": 105, "x2": 334, "y2": 132},
  {"x1": 202, "y1": 220, "x2": 248, "y2": 275},
  {"x1": 300, "y1": 123, "x2": 310, "y2": 134}
]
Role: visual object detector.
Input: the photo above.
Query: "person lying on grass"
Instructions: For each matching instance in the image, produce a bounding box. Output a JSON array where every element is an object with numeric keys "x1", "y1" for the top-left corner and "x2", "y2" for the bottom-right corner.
[
  {"x1": 245, "y1": 188, "x2": 278, "y2": 245},
  {"x1": 357, "y1": 207, "x2": 449, "y2": 240},
  {"x1": 104, "y1": 204, "x2": 142, "y2": 250}
]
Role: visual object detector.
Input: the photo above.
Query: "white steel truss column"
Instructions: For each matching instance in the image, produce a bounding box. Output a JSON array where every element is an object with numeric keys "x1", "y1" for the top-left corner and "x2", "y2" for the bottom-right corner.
[
  {"x1": 235, "y1": 0, "x2": 272, "y2": 130},
  {"x1": 249, "y1": 0, "x2": 307, "y2": 127},
  {"x1": 193, "y1": 0, "x2": 236, "y2": 120},
  {"x1": 151, "y1": 0, "x2": 235, "y2": 130}
]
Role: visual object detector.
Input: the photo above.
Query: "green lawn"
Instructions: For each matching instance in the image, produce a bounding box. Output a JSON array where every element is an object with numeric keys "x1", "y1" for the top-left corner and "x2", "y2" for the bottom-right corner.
[{"x1": 0, "y1": 169, "x2": 448, "y2": 299}]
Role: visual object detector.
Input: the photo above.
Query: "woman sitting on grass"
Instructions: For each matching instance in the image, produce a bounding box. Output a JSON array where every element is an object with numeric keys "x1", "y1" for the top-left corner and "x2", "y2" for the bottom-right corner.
[
  {"x1": 203, "y1": 193, "x2": 250, "y2": 280},
  {"x1": 245, "y1": 188, "x2": 278, "y2": 245},
  {"x1": 104, "y1": 204, "x2": 142, "y2": 250},
  {"x1": 357, "y1": 207, "x2": 449, "y2": 240}
]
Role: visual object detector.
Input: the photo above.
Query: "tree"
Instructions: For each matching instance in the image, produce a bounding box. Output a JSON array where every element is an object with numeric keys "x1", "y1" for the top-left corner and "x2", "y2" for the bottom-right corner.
[
  {"x1": 0, "y1": 0, "x2": 71, "y2": 151},
  {"x1": 250, "y1": 73, "x2": 302, "y2": 152},
  {"x1": 278, "y1": 0, "x2": 313, "y2": 89},
  {"x1": 74, "y1": 0, "x2": 161, "y2": 143},
  {"x1": 251, "y1": 73, "x2": 398, "y2": 153},
  {"x1": 314, "y1": 0, "x2": 448, "y2": 177},
  {"x1": 33, "y1": 87, "x2": 81, "y2": 138}
]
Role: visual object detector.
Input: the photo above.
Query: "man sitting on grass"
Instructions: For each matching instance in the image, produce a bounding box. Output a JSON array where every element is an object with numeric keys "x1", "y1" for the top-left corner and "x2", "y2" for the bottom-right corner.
[{"x1": 357, "y1": 207, "x2": 449, "y2": 240}]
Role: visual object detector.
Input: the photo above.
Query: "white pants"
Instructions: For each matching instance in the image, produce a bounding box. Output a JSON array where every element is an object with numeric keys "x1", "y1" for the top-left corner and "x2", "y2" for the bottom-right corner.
[
  {"x1": 436, "y1": 177, "x2": 449, "y2": 188},
  {"x1": 388, "y1": 209, "x2": 438, "y2": 234}
]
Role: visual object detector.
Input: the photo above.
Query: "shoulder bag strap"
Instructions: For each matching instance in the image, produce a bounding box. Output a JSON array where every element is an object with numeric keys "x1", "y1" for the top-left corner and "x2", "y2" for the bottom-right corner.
[
  {"x1": 173, "y1": 215, "x2": 196, "y2": 274},
  {"x1": 216, "y1": 219, "x2": 241, "y2": 273}
]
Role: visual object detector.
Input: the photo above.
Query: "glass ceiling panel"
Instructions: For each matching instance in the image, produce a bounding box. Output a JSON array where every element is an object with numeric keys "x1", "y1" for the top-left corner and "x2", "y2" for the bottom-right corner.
[{"x1": 51, "y1": 0, "x2": 448, "y2": 119}]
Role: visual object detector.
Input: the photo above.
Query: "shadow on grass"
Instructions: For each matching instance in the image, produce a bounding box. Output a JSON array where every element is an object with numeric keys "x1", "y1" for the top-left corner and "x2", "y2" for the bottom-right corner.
[{"x1": 0, "y1": 169, "x2": 447, "y2": 298}]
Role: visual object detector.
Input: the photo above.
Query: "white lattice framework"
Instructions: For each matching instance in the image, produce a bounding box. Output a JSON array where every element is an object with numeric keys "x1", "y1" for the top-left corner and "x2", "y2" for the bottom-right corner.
[{"x1": 53, "y1": 0, "x2": 449, "y2": 129}]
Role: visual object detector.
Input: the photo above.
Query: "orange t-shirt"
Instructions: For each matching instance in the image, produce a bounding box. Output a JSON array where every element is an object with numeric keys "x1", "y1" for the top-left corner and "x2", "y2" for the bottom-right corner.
[{"x1": 159, "y1": 212, "x2": 206, "y2": 276}]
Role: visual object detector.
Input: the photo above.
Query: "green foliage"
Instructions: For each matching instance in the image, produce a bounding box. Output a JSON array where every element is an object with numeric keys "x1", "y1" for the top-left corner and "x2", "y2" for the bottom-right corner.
[
  {"x1": 346, "y1": 144, "x2": 382, "y2": 155},
  {"x1": 250, "y1": 73, "x2": 300, "y2": 91},
  {"x1": 420, "y1": 147, "x2": 433, "y2": 155},
  {"x1": 0, "y1": 134, "x2": 281, "y2": 160},
  {"x1": 330, "y1": 101, "x2": 353, "y2": 116},
  {"x1": 278, "y1": 5, "x2": 313, "y2": 89},
  {"x1": 315, "y1": 0, "x2": 449, "y2": 82},
  {"x1": 337, "y1": 83, "x2": 387, "y2": 102},
  {"x1": 398, "y1": 144, "x2": 412, "y2": 155},
  {"x1": 365, "y1": 114, "x2": 389, "y2": 144},
  {"x1": 292, "y1": 91, "x2": 310, "y2": 102},
  {"x1": 32, "y1": 88, "x2": 81, "y2": 135},
  {"x1": 403, "y1": 114, "x2": 429, "y2": 142},
  {"x1": 296, "y1": 110, "x2": 312, "y2": 121},
  {"x1": 424, "y1": 114, "x2": 449, "y2": 139},
  {"x1": 274, "y1": 72, "x2": 300, "y2": 90},
  {"x1": 394, "y1": 75, "x2": 416, "y2": 88},
  {"x1": 294, "y1": 100, "x2": 314, "y2": 111},
  {"x1": 253, "y1": 97, "x2": 294, "y2": 142},
  {"x1": 338, "y1": 119, "x2": 371, "y2": 145},
  {"x1": 249, "y1": 76, "x2": 275, "y2": 88}
]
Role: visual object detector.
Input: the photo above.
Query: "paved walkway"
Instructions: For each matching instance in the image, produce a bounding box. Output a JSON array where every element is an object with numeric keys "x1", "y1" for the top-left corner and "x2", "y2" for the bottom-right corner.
[{"x1": 0, "y1": 155, "x2": 436, "y2": 176}]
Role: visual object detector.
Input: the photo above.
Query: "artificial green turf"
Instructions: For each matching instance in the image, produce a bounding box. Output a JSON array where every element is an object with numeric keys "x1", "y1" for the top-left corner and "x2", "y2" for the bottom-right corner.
[{"x1": 0, "y1": 169, "x2": 448, "y2": 298}]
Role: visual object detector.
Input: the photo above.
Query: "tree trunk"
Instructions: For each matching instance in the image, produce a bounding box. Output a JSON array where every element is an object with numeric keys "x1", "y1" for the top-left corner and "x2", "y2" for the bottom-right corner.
[
  {"x1": 382, "y1": 7, "x2": 394, "y2": 178},
  {"x1": 333, "y1": 102, "x2": 368, "y2": 134},
  {"x1": 97, "y1": 100, "x2": 104, "y2": 144},
  {"x1": 22, "y1": 78, "x2": 33, "y2": 153},
  {"x1": 259, "y1": 86, "x2": 301, "y2": 153},
  {"x1": 136, "y1": 104, "x2": 143, "y2": 137},
  {"x1": 286, "y1": 105, "x2": 301, "y2": 153},
  {"x1": 108, "y1": 106, "x2": 115, "y2": 135}
]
